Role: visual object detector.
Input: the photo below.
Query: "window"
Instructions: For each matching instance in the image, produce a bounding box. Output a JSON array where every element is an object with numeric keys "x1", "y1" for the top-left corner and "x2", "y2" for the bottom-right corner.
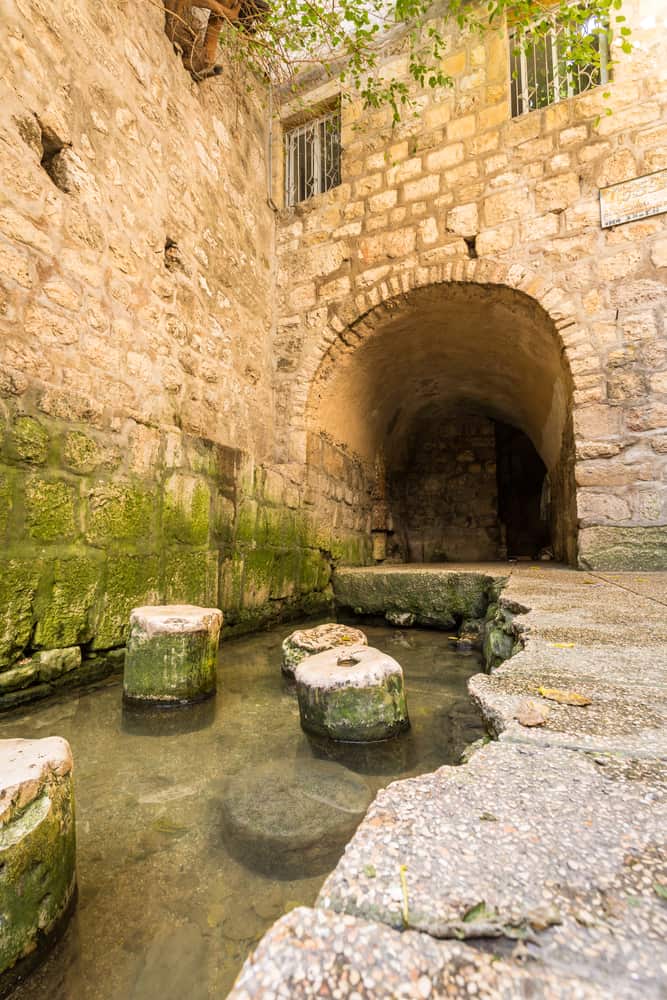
[
  {"x1": 509, "y1": 10, "x2": 609, "y2": 117},
  {"x1": 284, "y1": 108, "x2": 341, "y2": 207}
]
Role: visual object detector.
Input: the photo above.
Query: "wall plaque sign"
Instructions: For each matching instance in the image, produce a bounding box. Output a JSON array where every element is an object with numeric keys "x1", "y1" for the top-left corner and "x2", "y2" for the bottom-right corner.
[{"x1": 600, "y1": 168, "x2": 667, "y2": 229}]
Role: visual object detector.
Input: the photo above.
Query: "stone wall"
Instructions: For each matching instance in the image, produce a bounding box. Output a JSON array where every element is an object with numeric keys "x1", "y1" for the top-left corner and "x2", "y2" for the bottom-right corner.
[
  {"x1": 274, "y1": 0, "x2": 667, "y2": 570},
  {"x1": 388, "y1": 410, "x2": 501, "y2": 563},
  {"x1": 0, "y1": 0, "x2": 339, "y2": 704},
  {"x1": 1, "y1": 0, "x2": 666, "y2": 707}
]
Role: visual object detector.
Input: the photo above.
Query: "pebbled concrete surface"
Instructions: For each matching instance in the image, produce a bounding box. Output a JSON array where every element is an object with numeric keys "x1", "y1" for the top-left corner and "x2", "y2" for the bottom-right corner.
[{"x1": 228, "y1": 564, "x2": 667, "y2": 999}]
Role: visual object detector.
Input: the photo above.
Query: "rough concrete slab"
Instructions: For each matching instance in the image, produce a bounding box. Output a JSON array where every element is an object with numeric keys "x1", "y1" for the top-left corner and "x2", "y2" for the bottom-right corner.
[
  {"x1": 472, "y1": 564, "x2": 667, "y2": 756},
  {"x1": 228, "y1": 905, "x2": 604, "y2": 999},
  {"x1": 316, "y1": 741, "x2": 667, "y2": 998}
]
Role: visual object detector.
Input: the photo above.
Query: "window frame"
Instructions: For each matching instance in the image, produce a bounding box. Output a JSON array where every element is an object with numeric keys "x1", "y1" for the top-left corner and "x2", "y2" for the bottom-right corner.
[
  {"x1": 284, "y1": 106, "x2": 341, "y2": 208},
  {"x1": 509, "y1": 7, "x2": 610, "y2": 118}
]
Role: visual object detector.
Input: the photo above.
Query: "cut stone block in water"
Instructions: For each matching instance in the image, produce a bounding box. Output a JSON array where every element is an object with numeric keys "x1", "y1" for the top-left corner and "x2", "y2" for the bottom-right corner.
[
  {"x1": 281, "y1": 623, "x2": 368, "y2": 679},
  {"x1": 123, "y1": 605, "x2": 222, "y2": 706},
  {"x1": 0, "y1": 738, "x2": 77, "y2": 992},
  {"x1": 220, "y1": 759, "x2": 372, "y2": 879},
  {"x1": 295, "y1": 645, "x2": 409, "y2": 742}
]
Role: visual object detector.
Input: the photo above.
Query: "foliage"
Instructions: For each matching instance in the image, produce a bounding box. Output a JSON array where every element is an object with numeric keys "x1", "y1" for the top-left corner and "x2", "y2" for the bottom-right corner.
[{"x1": 217, "y1": 0, "x2": 631, "y2": 121}]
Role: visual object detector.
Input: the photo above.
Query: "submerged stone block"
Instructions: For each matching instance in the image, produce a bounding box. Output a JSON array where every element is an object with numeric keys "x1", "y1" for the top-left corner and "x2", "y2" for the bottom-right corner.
[
  {"x1": 123, "y1": 604, "x2": 222, "y2": 706},
  {"x1": 281, "y1": 623, "x2": 368, "y2": 680},
  {"x1": 295, "y1": 645, "x2": 409, "y2": 742},
  {"x1": 0, "y1": 737, "x2": 76, "y2": 990},
  {"x1": 219, "y1": 759, "x2": 371, "y2": 878}
]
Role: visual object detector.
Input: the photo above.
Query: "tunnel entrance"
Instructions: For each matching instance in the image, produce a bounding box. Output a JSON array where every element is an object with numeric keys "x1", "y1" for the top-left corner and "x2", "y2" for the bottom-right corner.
[
  {"x1": 307, "y1": 281, "x2": 578, "y2": 565},
  {"x1": 384, "y1": 410, "x2": 551, "y2": 563}
]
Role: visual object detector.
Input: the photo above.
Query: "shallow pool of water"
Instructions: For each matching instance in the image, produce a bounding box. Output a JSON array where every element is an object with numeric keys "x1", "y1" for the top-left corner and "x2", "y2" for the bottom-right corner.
[{"x1": 1, "y1": 621, "x2": 484, "y2": 1000}]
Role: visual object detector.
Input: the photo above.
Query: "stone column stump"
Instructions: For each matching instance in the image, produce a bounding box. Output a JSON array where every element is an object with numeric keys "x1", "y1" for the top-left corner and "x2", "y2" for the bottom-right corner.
[
  {"x1": 123, "y1": 605, "x2": 222, "y2": 706},
  {"x1": 295, "y1": 646, "x2": 409, "y2": 742},
  {"x1": 281, "y1": 623, "x2": 368, "y2": 679},
  {"x1": 0, "y1": 738, "x2": 77, "y2": 992}
]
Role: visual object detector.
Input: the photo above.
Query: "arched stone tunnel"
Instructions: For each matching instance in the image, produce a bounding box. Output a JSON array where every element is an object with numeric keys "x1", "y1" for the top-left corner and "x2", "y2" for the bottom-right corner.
[{"x1": 306, "y1": 281, "x2": 578, "y2": 565}]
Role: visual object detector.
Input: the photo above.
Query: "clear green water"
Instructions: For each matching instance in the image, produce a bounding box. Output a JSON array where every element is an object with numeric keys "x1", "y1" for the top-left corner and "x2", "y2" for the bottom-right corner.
[{"x1": 1, "y1": 621, "x2": 484, "y2": 1000}]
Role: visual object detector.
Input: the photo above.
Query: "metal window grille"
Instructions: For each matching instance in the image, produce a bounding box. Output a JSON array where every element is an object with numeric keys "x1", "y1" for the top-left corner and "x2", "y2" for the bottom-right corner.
[
  {"x1": 284, "y1": 109, "x2": 341, "y2": 207},
  {"x1": 510, "y1": 11, "x2": 609, "y2": 117}
]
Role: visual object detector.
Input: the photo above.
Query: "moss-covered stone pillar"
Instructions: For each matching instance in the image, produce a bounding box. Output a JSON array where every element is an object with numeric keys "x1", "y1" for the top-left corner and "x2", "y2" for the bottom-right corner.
[
  {"x1": 123, "y1": 605, "x2": 222, "y2": 706},
  {"x1": 0, "y1": 737, "x2": 77, "y2": 993},
  {"x1": 281, "y1": 623, "x2": 368, "y2": 680},
  {"x1": 295, "y1": 646, "x2": 409, "y2": 742}
]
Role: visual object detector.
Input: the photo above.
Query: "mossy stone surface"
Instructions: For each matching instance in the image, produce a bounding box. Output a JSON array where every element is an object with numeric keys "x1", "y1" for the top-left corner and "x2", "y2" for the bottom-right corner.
[
  {"x1": 163, "y1": 475, "x2": 211, "y2": 546},
  {"x1": 123, "y1": 605, "x2": 222, "y2": 705},
  {"x1": 34, "y1": 555, "x2": 101, "y2": 649},
  {"x1": 296, "y1": 646, "x2": 409, "y2": 742},
  {"x1": 85, "y1": 483, "x2": 155, "y2": 546},
  {"x1": 162, "y1": 548, "x2": 218, "y2": 607},
  {"x1": 91, "y1": 554, "x2": 160, "y2": 650},
  {"x1": 0, "y1": 738, "x2": 76, "y2": 982},
  {"x1": 7, "y1": 416, "x2": 49, "y2": 465},
  {"x1": 282, "y1": 623, "x2": 368, "y2": 679},
  {"x1": 25, "y1": 477, "x2": 77, "y2": 543},
  {"x1": 333, "y1": 568, "x2": 497, "y2": 629},
  {"x1": 62, "y1": 431, "x2": 118, "y2": 475},
  {"x1": 0, "y1": 468, "x2": 15, "y2": 539},
  {"x1": 0, "y1": 559, "x2": 42, "y2": 667}
]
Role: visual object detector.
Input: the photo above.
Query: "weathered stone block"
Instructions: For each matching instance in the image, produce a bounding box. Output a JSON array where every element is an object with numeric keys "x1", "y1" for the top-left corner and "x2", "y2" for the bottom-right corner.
[
  {"x1": 6, "y1": 416, "x2": 49, "y2": 465},
  {"x1": 62, "y1": 431, "x2": 118, "y2": 475},
  {"x1": 163, "y1": 474, "x2": 210, "y2": 546},
  {"x1": 34, "y1": 556, "x2": 102, "y2": 649},
  {"x1": 295, "y1": 645, "x2": 409, "y2": 742},
  {"x1": 281, "y1": 622, "x2": 367, "y2": 679},
  {"x1": 0, "y1": 738, "x2": 76, "y2": 989},
  {"x1": 91, "y1": 554, "x2": 160, "y2": 650},
  {"x1": 578, "y1": 525, "x2": 667, "y2": 570},
  {"x1": 123, "y1": 604, "x2": 222, "y2": 705},
  {"x1": 0, "y1": 559, "x2": 42, "y2": 667},
  {"x1": 86, "y1": 483, "x2": 155, "y2": 546},
  {"x1": 162, "y1": 548, "x2": 218, "y2": 607}
]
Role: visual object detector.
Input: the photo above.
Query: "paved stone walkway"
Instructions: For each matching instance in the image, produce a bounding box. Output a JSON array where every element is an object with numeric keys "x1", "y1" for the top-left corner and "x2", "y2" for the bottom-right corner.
[{"x1": 228, "y1": 564, "x2": 667, "y2": 999}]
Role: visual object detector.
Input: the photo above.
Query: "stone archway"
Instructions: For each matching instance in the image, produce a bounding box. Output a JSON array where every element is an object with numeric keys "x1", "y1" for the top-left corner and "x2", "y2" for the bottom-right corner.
[{"x1": 297, "y1": 259, "x2": 585, "y2": 565}]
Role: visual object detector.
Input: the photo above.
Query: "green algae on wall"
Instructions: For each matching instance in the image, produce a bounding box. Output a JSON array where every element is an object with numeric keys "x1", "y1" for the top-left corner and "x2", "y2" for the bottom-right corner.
[{"x1": 0, "y1": 402, "x2": 365, "y2": 702}]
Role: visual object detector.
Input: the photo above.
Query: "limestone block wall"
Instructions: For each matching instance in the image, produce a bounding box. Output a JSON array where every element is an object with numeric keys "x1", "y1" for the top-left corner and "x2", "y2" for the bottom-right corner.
[
  {"x1": 388, "y1": 412, "x2": 501, "y2": 563},
  {"x1": 0, "y1": 0, "x2": 337, "y2": 702},
  {"x1": 274, "y1": 0, "x2": 667, "y2": 570}
]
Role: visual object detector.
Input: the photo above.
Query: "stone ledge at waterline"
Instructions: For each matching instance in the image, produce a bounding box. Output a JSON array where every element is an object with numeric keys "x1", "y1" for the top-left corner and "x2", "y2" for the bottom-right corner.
[
  {"x1": 0, "y1": 737, "x2": 77, "y2": 997},
  {"x1": 332, "y1": 565, "x2": 504, "y2": 630}
]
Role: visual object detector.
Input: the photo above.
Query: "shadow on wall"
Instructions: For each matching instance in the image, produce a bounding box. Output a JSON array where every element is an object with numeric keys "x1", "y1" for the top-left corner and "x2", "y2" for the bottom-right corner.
[{"x1": 306, "y1": 281, "x2": 578, "y2": 565}]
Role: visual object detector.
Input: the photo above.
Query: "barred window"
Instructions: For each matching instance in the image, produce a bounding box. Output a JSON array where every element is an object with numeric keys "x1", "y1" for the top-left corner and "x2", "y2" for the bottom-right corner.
[
  {"x1": 284, "y1": 108, "x2": 341, "y2": 207},
  {"x1": 510, "y1": 11, "x2": 610, "y2": 117}
]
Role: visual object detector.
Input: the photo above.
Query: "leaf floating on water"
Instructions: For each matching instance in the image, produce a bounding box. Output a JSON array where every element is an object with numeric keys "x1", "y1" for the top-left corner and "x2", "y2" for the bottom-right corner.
[
  {"x1": 463, "y1": 900, "x2": 495, "y2": 923},
  {"x1": 548, "y1": 642, "x2": 576, "y2": 649},
  {"x1": 479, "y1": 812, "x2": 498, "y2": 822},
  {"x1": 538, "y1": 687, "x2": 592, "y2": 706}
]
